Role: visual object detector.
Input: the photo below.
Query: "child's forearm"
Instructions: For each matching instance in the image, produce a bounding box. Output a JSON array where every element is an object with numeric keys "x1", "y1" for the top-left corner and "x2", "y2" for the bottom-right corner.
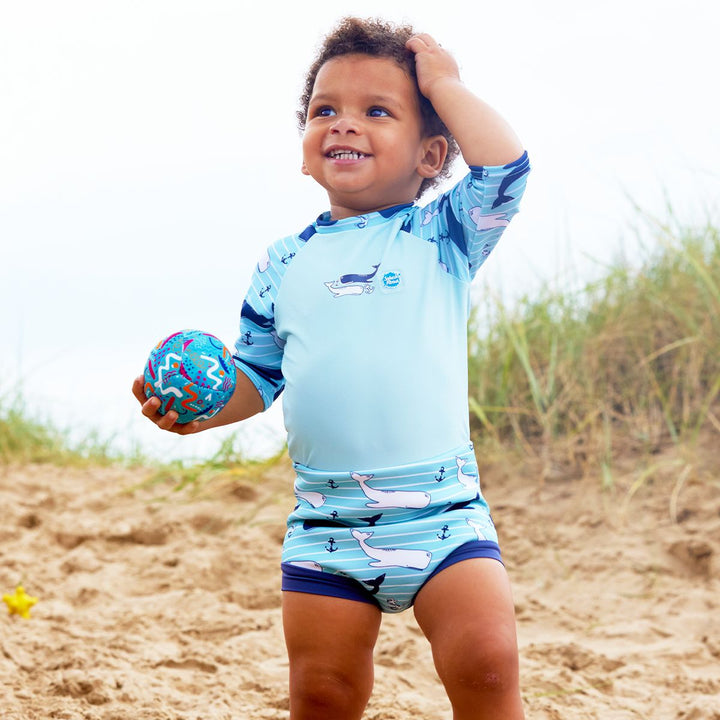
[
  {"x1": 407, "y1": 33, "x2": 524, "y2": 168},
  {"x1": 424, "y1": 77, "x2": 524, "y2": 167}
]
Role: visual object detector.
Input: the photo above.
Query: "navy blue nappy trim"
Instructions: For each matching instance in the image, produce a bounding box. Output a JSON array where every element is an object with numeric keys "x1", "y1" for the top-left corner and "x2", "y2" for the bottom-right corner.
[{"x1": 281, "y1": 539, "x2": 502, "y2": 608}]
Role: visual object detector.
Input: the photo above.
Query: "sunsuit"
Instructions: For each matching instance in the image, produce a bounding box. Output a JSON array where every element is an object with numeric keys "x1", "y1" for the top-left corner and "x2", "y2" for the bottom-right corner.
[{"x1": 233, "y1": 152, "x2": 530, "y2": 612}]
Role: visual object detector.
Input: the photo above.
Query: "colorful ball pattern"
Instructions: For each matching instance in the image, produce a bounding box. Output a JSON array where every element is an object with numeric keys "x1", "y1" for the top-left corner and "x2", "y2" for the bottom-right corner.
[{"x1": 143, "y1": 330, "x2": 237, "y2": 424}]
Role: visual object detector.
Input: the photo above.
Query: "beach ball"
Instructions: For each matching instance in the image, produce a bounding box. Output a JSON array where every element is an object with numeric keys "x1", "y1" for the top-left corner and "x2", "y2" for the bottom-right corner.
[{"x1": 143, "y1": 330, "x2": 236, "y2": 424}]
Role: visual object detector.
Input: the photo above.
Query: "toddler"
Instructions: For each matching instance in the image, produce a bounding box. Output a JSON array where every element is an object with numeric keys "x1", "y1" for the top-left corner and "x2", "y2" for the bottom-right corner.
[{"x1": 134, "y1": 16, "x2": 530, "y2": 720}]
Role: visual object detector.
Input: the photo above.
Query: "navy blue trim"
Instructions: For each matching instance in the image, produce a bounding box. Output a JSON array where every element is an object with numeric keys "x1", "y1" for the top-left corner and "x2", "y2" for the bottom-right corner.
[
  {"x1": 426, "y1": 540, "x2": 503, "y2": 587},
  {"x1": 299, "y1": 224, "x2": 317, "y2": 242},
  {"x1": 281, "y1": 540, "x2": 503, "y2": 609},
  {"x1": 315, "y1": 202, "x2": 414, "y2": 227},
  {"x1": 281, "y1": 563, "x2": 379, "y2": 607},
  {"x1": 378, "y1": 202, "x2": 413, "y2": 218},
  {"x1": 233, "y1": 356, "x2": 284, "y2": 385},
  {"x1": 469, "y1": 149, "x2": 530, "y2": 177},
  {"x1": 240, "y1": 301, "x2": 273, "y2": 330}
]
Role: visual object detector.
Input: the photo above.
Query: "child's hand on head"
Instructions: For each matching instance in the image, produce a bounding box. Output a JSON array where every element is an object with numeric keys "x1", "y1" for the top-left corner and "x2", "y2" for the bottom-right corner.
[{"x1": 406, "y1": 34, "x2": 461, "y2": 100}]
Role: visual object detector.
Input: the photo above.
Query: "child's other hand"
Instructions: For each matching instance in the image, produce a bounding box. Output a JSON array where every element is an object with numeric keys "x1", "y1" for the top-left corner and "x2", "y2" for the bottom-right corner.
[
  {"x1": 406, "y1": 34, "x2": 461, "y2": 100},
  {"x1": 131, "y1": 375, "x2": 202, "y2": 435}
]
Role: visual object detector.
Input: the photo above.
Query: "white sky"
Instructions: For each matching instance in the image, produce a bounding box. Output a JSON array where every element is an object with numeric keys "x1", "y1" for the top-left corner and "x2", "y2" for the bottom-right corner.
[{"x1": 1, "y1": 0, "x2": 718, "y2": 461}]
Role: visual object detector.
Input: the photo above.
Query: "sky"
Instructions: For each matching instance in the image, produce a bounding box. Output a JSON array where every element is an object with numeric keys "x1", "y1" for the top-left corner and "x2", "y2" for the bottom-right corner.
[{"x1": 1, "y1": 0, "x2": 718, "y2": 462}]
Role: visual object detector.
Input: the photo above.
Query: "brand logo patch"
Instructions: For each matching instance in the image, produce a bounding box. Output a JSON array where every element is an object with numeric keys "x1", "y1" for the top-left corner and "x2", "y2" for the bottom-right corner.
[{"x1": 381, "y1": 270, "x2": 402, "y2": 291}]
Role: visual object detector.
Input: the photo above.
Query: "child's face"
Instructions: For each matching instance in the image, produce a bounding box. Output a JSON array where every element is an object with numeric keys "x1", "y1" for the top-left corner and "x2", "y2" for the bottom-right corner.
[{"x1": 301, "y1": 54, "x2": 444, "y2": 220}]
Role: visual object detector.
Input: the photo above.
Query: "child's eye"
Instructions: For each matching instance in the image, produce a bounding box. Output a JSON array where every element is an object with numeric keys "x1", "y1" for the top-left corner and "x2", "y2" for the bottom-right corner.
[
  {"x1": 368, "y1": 107, "x2": 390, "y2": 118},
  {"x1": 313, "y1": 106, "x2": 336, "y2": 117}
]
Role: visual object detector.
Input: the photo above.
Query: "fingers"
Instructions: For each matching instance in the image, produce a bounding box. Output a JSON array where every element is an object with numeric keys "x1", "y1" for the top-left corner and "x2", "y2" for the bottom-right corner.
[
  {"x1": 132, "y1": 375, "x2": 200, "y2": 435},
  {"x1": 406, "y1": 33, "x2": 439, "y2": 52}
]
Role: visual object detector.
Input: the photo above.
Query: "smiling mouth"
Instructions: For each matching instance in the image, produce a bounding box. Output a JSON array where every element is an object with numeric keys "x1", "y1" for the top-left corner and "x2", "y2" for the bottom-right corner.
[{"x1": 326, "y1": 149, "x2": 370, "y2": 160}]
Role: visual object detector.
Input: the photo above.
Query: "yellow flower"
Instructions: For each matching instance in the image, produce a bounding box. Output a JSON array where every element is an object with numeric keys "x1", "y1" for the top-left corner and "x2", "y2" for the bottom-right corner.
[{"x1": 2, "y1": 586, "x2": 38, "y2": 619}]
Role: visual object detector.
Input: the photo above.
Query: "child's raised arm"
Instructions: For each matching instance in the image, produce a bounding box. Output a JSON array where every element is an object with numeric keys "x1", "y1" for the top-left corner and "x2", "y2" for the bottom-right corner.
[{"x1": 406, "y1": 34, "x2": 524, "y2": 167}]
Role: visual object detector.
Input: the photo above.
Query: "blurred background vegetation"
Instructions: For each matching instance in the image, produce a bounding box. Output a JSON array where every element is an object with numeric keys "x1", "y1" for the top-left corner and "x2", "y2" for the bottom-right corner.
[{"x1": 3, "y1": 217, "x2": 718, "y2": 492}]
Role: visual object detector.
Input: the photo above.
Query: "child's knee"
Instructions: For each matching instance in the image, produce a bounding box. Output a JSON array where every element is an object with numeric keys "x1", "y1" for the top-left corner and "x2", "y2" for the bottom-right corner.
[
  {"x1": 290, "y1": 660, "x2": 373, "y2": 715},
  {"x1": 435, "y1": 628, "x2": 520, "y2": 694}
]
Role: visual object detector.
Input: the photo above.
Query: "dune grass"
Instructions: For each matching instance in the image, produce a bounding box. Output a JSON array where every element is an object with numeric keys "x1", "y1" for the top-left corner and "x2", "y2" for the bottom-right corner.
[
  {"x1": 468, "y1": 216, "x2": 720, "y2": 483},
  {"x1": 0, "y1": 394, "x2": 137, "y2": 467}
]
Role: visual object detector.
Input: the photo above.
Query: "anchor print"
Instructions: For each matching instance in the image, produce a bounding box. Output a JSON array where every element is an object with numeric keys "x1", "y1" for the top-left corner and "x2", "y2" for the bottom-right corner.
[
  {"x1": 259, "y1": 285, "x2": 272, "y2": 298},
  {"x1": 434, "y1": 466, "x2": 446, "y2": 482},
  {"x1": 281, "y1": 252, "x2": 296, "y2": 264},
  {"x1": 240, "y1": 331, "x2": 253, "y2": 346},
  {"x1": 437, "y1": 524, "x2": 451, "y2": 540},
  {"x1": 325, "y1": 537, "x2": 339, "y2": 553},
  {"x1": 327, "y1": 479, "x2": 339, "y2": 489}
]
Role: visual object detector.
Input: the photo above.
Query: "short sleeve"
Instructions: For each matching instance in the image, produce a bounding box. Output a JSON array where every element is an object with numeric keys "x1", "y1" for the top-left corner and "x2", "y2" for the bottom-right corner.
[
  {"x1": 232, "y1": 249, "x2": 287, "y2": 409},
  {"x1": 404, "y1": 151, "x2": 530, "y2": 281}
]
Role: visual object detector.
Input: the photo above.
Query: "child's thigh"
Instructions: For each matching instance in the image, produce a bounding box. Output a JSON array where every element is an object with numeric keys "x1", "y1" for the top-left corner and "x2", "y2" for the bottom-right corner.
[
  {"x1": 282, "y1": 590, "x2": 382, "y2": 675},
  {"x1": 413, "y1": 558, "x2": 519, "y2": 663}
]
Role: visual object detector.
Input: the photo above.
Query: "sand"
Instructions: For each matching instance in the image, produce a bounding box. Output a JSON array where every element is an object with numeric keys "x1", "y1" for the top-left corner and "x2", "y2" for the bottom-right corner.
[{"x1": 1, "y1": 446, "x2": 719, "y2": 719}]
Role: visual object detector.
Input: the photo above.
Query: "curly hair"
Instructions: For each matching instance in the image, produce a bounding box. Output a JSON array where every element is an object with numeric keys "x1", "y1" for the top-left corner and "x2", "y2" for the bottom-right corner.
[{"x1": 298, "y1": 17, "x2": 460, "y2": 199}]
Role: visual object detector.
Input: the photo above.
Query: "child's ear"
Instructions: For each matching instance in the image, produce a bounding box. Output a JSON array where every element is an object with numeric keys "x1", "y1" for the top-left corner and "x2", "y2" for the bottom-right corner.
[{"x1": 417, "y1": 135, "x2": 449, "y2": 178}]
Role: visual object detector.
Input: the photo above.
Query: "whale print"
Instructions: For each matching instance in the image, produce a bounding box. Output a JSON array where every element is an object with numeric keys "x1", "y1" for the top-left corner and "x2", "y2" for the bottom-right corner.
[
  {"x1": 466, "y1": 517, "x2": 488, "y2": 541},
  {"x1": 257, "y1": 250, "x2": 271, "y2": 273},
  {"x1": 492, "y1": 159, "x2": 531, "y2": 209},
  {"x1": 361, "y1": 573, "x2": 386, "y2": 595},
  {"x1": 422, "y1": 207, "x2": 441, "y2": 226},
  {"x1": 287, "y1": 560, "x2": 323, "y2": 572},
  {"x1": 468, "y1": 207, "x2": 510, "y2": 231},
  {"x1": 340, "y1": 264, "x2": 380, "y2": 284},
  {"x1": 325, "y1": 263, "x2": 380, "y2": 297},
  {"x1": 442, "y1": 494, "x2": 480, "y2": 513},
  {"x1": 295, "y1": 490, "x2": 326, "y2": 508},
  {"x1": 241, "y1": 301, "x2": 273, "y2": 329},
  {"x1": 455, "y1": 457, "x2": 478, "y2": 490},
  {"x1": 351, "y1": 530, "x2": 432, "y2": 570},
  {"x1": 351, "y1": 473, "x2": 431, "y2": 509},
  {"x1": 324, "y1": 281, "x2": 372, "y2": 297}
]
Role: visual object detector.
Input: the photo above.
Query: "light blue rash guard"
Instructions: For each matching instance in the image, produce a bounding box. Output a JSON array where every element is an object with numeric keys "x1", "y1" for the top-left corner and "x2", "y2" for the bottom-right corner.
[{"x1": 233, "y1": 152, "x2": 530, "y2": 471}]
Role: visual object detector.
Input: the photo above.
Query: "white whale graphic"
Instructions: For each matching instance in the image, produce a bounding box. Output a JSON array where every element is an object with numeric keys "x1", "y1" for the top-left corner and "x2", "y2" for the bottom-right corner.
[
  {"x1": 466, "y1": 518, "x2": 488, "y2": 541},
  {"x1": 455, "y1": 457, "x2": 478, "y2": 490},
  {"x1": 324, "y1": 281, "x2": 372, "y2": 297},
  {"x1": 295, "y1": 490, "x2": 326, "y2": 508},
  {"x1": 287, "y1": 560, "x2": 323, "y2": 572},
  {"x1": 468, "y1": 207, "x2": 509, "y2": 231},
  {"x1": 421, "y1": 207, "x2": 440, "y2": 226},
  {"x1": 257, "y1": 251, "x2": 271, "y2": 273},
  {"x1": 351, "y1": 473, "x2": 430, "y2": 509},
  {"x1": 351, "y1": 530, "x2": 432, "y2": 570}
]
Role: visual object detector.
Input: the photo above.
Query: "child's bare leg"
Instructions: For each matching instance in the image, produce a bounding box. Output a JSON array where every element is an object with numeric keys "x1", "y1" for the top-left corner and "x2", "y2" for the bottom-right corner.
[
  {"x1": 413, "y1": 558, "x2": 525, "y2": 720},
  {"x1": 282, "y1": 591, "x2": 382, "y2": 720}
]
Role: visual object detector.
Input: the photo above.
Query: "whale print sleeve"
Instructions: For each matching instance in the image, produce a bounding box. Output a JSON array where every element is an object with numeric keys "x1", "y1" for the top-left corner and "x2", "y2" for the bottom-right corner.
[
  {"x1": 406, "y1": 151, "x2": 530, "y2": 282},
  {"x1": 232, "y1": 234, "x2": 302, "y2": 409}
]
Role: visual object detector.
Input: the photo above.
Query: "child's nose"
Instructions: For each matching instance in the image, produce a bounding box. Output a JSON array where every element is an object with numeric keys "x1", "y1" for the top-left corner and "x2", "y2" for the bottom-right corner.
[{"x1": 330, "y1": 116, "x2": 359, "y2": 134}]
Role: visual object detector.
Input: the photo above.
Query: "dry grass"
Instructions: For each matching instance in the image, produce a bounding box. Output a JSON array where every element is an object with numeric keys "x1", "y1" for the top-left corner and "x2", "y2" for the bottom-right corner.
[{"x1": 468, "y1": 217, "x2": 720, "y2": 484}]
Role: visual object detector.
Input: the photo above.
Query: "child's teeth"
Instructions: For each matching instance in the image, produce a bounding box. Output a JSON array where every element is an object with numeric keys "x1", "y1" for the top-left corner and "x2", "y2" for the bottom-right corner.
[{"x1": 332, "y1": 151, "x2": 364, "y2": 159}]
